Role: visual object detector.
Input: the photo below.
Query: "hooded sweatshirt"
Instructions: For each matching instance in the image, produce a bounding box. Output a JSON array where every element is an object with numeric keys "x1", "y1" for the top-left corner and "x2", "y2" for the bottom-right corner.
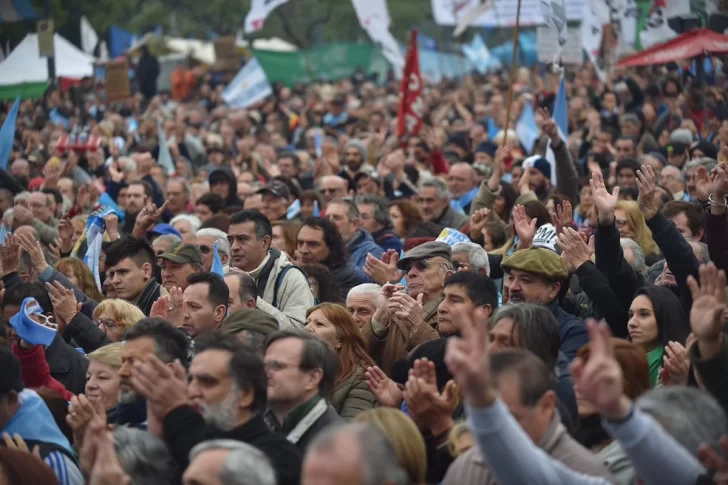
[{"x1": 209, "y1": 167, "x2": 243, "y2": 208}]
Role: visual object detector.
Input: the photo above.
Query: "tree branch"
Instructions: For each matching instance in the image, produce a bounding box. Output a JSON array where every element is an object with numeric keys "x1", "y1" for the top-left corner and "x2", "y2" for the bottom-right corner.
[{"x1": 275, "y1": 9, "x2": 306, "y2": 48}]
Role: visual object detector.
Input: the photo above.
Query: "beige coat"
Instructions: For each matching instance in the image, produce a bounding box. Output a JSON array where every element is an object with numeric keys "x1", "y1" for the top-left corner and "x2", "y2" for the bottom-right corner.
[{"x1": 361, "y1": 295, "x2": 443, "y2": 375}]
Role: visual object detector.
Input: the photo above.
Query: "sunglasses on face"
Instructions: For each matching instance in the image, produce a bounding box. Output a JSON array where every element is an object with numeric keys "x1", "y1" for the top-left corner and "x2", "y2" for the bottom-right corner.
[{"x1": 402, "y1": 259, "x2": 440, "y2": 273}]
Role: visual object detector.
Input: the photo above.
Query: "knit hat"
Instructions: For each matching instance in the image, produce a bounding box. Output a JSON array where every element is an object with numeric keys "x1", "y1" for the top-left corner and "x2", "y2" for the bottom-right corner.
[
  {"x1": 346, "y1": 139, "x2": 368, "y2": 161},
  {"x1": 690, "y1": 140, "x2": 718, "y2": 160},
  {"x1": 531, "y1": 157, "x2": 552, "y2": 179},
  {"x1": 221, "y1": 309, "x2": 279, "y2": 337},
  {"x1": 447, "y1": 132, "x2": 470, "y2": 153},
  {"x1": 475, "y1": 141, "x2": 498, "y2": 158},
  {"x1": 501, "y1": 247, "x2": 568, "y2": 282}
]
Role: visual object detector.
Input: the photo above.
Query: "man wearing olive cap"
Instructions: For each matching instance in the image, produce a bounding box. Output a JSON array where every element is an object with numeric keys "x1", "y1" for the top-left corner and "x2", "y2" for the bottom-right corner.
[
  {"x1": 361, "y1": 241, "x2": 453, "y2": 374},
  {"x1": 501, "y1": 247, "x2": 588, "y2": 361},
  {"x1": 159, "y1": 241, "x2": 204, "y2": 291}
]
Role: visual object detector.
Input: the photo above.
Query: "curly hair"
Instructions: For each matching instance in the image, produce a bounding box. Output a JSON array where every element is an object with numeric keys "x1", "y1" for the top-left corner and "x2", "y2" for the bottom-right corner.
[
  {"x1": 55, "y1": 257, "x2": 105, "y2": 301},
  {"x1": 300, "y1": 217, "x2": 349, "y2": 269}
]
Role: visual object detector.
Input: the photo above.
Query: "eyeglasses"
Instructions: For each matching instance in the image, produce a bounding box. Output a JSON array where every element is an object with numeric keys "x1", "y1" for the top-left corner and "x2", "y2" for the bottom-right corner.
[
  {"x1": 94, "y1": 318, "x2": 118, "y2": 329},
  {"x1": 321, "y1": 188, "x2": 340, "y2": 194},
  {"x1": 264, "y1": 360, "x2": 300, "y2": 372},
  {"x1": 402, "y1": 259, "x2": 446, "y2": 273},
  {"x1": 198, "y1": 245, "x2": 211, "y2": 255}
]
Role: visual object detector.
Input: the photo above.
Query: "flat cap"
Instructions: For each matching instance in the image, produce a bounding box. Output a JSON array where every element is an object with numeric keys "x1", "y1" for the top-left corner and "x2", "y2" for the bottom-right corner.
[
  {"x1": 397, "y1": 241, "x2": 452, "y2": 270},
  {"x1": 159, "y1": 241, "x2": 203, "y2": 265},
  {"x1": 501, "y1": 247, "x2": 568, "y2": 282},
  {"x1": 221, "y1": 308, "x2": 279, "y2": 337}
]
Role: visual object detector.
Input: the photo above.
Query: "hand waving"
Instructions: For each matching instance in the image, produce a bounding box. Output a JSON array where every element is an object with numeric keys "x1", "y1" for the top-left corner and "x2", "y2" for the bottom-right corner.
[
  {"x1": 0, "y1": 234, "x2": 21, "y2": 277},
  {"x1": 551, "y1": 200, "x2": 573, "y2": 234},
  {"x1": 590, "y1": 170, "x2": 620, "y2": 224},
  {"x1": 558, "y1": 227, "x2": 594, "y2": 273},
  {"x1": 364, "y1": 250, "x2": 402, "y2": 285},
  {"x1": 512, "y1": 204, "x2": 537, "y2": 249},
  {"x1": 17, "y1": 233, "x2": 49, "y2": 274},
  {"x1": 687, "y1": 263, "x2": 726, "y2": 360},
  {"x1": 365, "y1": 366, "x2": 403, "y2": 408},
  {"x1": 635, "y1": 164, "x2": 659, "y2": 220},
  {"x1": 45, "y1": 281, "x2": 80, "y2": 334}
]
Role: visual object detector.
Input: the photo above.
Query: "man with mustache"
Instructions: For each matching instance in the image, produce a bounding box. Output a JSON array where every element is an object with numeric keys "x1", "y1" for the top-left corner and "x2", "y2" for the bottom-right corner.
[{"x1": 501, "y1": 246, "x2": 588, "y2": 361}]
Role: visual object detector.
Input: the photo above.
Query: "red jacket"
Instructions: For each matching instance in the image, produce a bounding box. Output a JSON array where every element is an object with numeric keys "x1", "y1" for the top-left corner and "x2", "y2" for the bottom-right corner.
[{"x1": 12, "y1": 341, "x2": 75, "y2": 401}]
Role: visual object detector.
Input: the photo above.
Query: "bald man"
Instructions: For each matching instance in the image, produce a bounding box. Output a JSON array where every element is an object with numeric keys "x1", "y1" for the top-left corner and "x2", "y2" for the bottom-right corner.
[{"x1": 447, "y1": 162, "x2": 478, "y2": 214}]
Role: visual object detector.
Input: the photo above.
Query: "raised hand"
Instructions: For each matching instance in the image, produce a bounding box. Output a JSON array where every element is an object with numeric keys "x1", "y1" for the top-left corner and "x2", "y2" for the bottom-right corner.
[
  {"x1": 469, "y1": 208, "x2": 491, "y2": 239},
  {"x1": 698, "y1": 437, "x2": 728, "y2": 484},
  {"x1": 635, "y1": 164, "x2": 659, "y2": 220},
  {"x1": 487, "y1": 146, "x2": 508, "y2": 191},
  {"x1": 551, "y1": 200, "x2": 573, "y2": 234},
  {"x1": 363, "y1": 250, "x2": 402, "y2": 285},
  {"x1": 2, "y1": 432, "x2": 41, "y2": 458},
  {"x1": 104, "y1": 213, "x2": 120, "y2": 241},
  {"x1": 133, "y1": 201, "x2": 169, "y2": 238},
  {"x1": 365, "y1": 366, "x2": 403, "y2": 408},
  {"x1": 512, "y1": 204, "x2": 537, "y2": 249},
  {"x1": 712, "y1": 163, "x2": 728, "y2": 215},
  {"x1": 129, "y1": 354, "x2": 188, "y2": 420},
  {"x1": 570, "y1": 320, "x2": 631, "y2": 421},
  {"x1": 372, "y1": 283, "x2": 405, "y2": 329},
  {"x1": 0, "y1": 234, "x2": 21, "y2": 277},
  {"x1": 517, "y1": 167, "x2": 532, "y2": 195},
  {"x1": 558, "y1": 227, "x2": 594, "y2": 273},
  {"x1": 687, "y1": 263, "x2": 727, "y2": 359},
  {"x1": 694, "y1": 165, "x2": 713, "y2": 202},
  {"x1": 444, "y1": 305, "x2": 493, "y2": 408},
  {"x1": 17, "y1": 232, "x2": 49, "y2": 274},
  {"x1": 404, "y1": 374, "x2": 459, "y2": 436},
  {"x1": 590, "y1": 170, "x2": 620, "y2": 224},
  {"x1": 67, "y1": 394, "x2": 105, "y2": 450},
  {"x1": 538, "y1": 107, "x2": 560, "y2": 145},
  {"x1": 164, "y1": 287, "x2": 186, "y2": 329},
  {"x1": 388, "y1": 291, "x2": 424, "y2": 334}
]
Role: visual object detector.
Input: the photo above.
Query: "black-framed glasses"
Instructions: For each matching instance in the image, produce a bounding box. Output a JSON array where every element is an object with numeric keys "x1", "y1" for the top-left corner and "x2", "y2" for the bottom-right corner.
[
  {"x1": 94, "y1": 318, "x2": 118, "y2": 329},
  {"x1": 198, "y1": 245, "x2": 212, "y2": 255}
]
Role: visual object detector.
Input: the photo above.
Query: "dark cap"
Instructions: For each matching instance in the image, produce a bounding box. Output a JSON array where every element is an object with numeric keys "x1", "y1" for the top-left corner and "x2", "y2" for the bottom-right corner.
[
  {"x1": 501, "y1": 247, "x2": 568, "y2": 282},
  {"x1": 397, "y1": 241, "x2": 452, "y2": 270},
  {"x1": 159, "y1": 241, "x2": 203, "y2": 265},
  {"x1": 667, "y1": 142, "x2": 688, "y2": 156},
  {"x1": 0, "y1": 348, "x2": 24, "y2": 395},
  {"x1": 221, "y1": 309, "x2": 279, "y2": 337},
  {"x1": 257, "y1": 180, "x2": 291, "y2": 201}
]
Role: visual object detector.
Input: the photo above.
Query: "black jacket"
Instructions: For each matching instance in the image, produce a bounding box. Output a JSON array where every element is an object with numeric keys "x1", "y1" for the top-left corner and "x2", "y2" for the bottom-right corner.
[
  {"x1": 595, "y1": 219, "x2": 645, "y2": 314},
  {"x1": 64, "y1": 312, "x2": 110, "y2": 354},
  {"x1": 284, "y1": 404, "x2": 343, "y2": 453},
  {"x1": 331, "y1": 264, "x2": 366, "y2": 301},
  {"x1": 45, "y1": 334, "x2": 89, "y2": 395},
  {"x1": 574, "y1": 261, "x2": 630, "y2": 338},
  {"x1": 163, "y1": 406, "x2": 302, "y2": 485}
]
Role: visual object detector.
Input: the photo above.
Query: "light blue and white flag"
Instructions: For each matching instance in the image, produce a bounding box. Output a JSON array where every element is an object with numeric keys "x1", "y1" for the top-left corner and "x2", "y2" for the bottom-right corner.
[
  {"x1": 487, "y1": 117, "x2": 499, "y2": 141},
  {"x1": 0, "y1": 96, "x2": 20, "y2": 170},
  {"x1": 0, "y1": 224, "x2": 9, "y2": 246},
  {"x1": 553, "y1": 74, "x2": 568, "y2": 138},
  {"x1": 313, "y1": 200, "x2": 320, "y2": 217},
  {"x1": 222, "y1": 58, "x2": 273, "y2": 110},
  {"x1": 286, "y1": 199, "x2": 301, "y2": 219},
  {"x1": 461, "y1": 34, "x2": 499, "y2": 74},
  {"x1": 516, "y1": 102, "x2": 539, "y2": 154},
  {"x1": 83, "y1": 207, "x2": 116, "y2": 293},
  {"x1": 211, "y1": 241, "x2": 224, "y2": 277},
  {"x1": 156, "y1": 118, "x2": 175, "y2": 175}
]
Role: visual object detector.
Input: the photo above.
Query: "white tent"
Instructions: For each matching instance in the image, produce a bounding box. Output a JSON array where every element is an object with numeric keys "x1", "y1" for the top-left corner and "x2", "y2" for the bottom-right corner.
[{"x1": 0, "y1": 33, "x2": 95, "y2": 85}]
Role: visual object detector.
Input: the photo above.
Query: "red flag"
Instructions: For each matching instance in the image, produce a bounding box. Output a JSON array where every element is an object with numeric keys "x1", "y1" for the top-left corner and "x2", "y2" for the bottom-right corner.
[{"x1": 397, "y1": 30, "x2": 424, "y2": 146}]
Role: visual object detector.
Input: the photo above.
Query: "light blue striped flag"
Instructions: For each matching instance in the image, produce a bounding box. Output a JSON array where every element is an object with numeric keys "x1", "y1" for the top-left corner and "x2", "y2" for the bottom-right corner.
[
  {"x1": 211, "y1": 241, "x2": 225, "y2": 277},
  {"x1": 0, "y1": 97, "x2": 20, "y2": 170}
]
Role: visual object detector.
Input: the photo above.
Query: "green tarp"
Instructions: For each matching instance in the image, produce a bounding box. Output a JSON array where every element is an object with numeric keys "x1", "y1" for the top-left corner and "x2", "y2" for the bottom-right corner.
[
  {"x1": 0, "y1": 82, "x2": 48, "y2": 101},
  {"x1": 253, "y1": 43, "x2": 390, "y2": 87}
]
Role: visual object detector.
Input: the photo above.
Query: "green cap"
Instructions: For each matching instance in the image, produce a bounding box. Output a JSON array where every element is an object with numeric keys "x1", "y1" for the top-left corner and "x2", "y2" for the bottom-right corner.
[
  {"x1": 221, "y1": 309, "x2": 279, "y2": 337},
  {"x1": 501, "y1": 247, "x2": 568, "y2": 282},
  {"x1": 159, "y1": 241, "x2": 203, "y2": 265}
]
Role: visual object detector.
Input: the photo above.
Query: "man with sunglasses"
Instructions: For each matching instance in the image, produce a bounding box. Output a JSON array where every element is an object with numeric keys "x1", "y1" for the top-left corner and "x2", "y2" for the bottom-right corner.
[
  {"x1": 195, "y1": 228, "x2": 230, "y2": 272},
  {"x1": 362, "y1": 241, "x2": 453, "y2": 374},
  {"x1": 319, "y1": 175, "x2": 349, "y2": 209}
]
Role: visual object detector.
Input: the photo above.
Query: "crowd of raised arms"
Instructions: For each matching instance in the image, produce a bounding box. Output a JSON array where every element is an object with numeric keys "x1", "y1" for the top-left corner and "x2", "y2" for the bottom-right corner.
[{"x1": 1, "y1": 55, "x2": 728, "y2": 485}]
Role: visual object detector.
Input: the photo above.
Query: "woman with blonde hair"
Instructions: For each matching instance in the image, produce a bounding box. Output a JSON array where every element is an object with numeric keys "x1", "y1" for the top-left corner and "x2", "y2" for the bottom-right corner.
[
  {"x1": 614, "y1": 200, "x2": 661, "y2": 264},
  {"x1": 85, "y1": 343, "x2": 123, "y2": 412},
  {"x1": 92, "y1": 299, "x2": 145, "y2": 342},
  {"x1": 355, "y1": 407, "x2": 427, "y2": 485},
  {"x1": 304, "y1": 303, "x2": 376, "y2": 419},
  {"x1": 55, "y1": 257, "x2": 105, "y2": 302}
]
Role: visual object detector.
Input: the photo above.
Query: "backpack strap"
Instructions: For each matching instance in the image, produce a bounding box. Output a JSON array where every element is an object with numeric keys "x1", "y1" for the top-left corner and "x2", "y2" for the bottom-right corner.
[{"x1": 273, "y1": 264, "x2": 307, "y2": 309}]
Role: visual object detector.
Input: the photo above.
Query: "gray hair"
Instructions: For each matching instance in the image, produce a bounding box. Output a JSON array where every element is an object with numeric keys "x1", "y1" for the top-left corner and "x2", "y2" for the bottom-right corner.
[
  {"x1": 661, "y1": 165, "x2": 684, "y2": 182},
  {"x1": 329, "y1": 197, "x2": 360, "y2": 221},
  {"x1": 155, "y1": 234, "x2": 182, "y2": 246},
  {"x1": 309, "y1": 423, "x2": 409, "y2": 485},
  {"x1": 167, "y1": 177, "x2": 191, "y2": 195},
  {"x1": 347, "y1": 283, "x2": 382, "y2": 305},
  {"x1": 189, "y1": 439, "x2": 276, "y2": 485},
  {"x1": 14, "y1": 191, "x2": 30, "y2": 205},
  {"x1": 620, "y1": 238, "x2": 646, "y2": 275},
  {"x1": 226, "y1": 272, "x2": 257, "y2": 303},
  {"x1": 685, "y1": 157, "x2": 718, "y2": 174},
  {"x1": 355, "y1": 195, "x2": 391, "y2": 228},
  {"x1": 452, "y1": 242, "x2": 490, "y2": 275},
  {"x1": 197, "y1": 228, "x2": 231, "y2": 255},
  {"x1": 637, "y1": 386, "x2": 727, "y2": 456},
  {"x1": 112, "y1": 427, "x2": 176, "y2": 485},
  {"x1": 418, "y1": 177, "x2": 449, "y2": 201},
  {"x1": 170, "y1": 214, "x2": 202, "y2": 234}
]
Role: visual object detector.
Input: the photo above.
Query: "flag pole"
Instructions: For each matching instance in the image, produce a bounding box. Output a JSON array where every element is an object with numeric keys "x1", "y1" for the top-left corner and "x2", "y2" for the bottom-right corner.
[{"x1": 502, "y1": 0, "x2": 523, "y2": 147}]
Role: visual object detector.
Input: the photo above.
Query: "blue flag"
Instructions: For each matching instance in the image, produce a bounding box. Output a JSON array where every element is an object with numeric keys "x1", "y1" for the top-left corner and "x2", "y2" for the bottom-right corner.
[
  {"x1": 313, "y1": 200, "x2": 320, "y2": 217},
  {"x1": 286, "y1": 199, "x2": 301, "y2": 219},
  {"x1": 0, "y1": 224, "x2": 9, "y2": 246},
  {"x1": 0, "y1": 97, "x2": 20, "y2": 170},
  {"x1": 487, "y1": 117, "x2": 499, "y2": 141},
  {"x1": 553, "y1": 74, "x2": 568, "y2": 138},
  {"x1": 516, "y1": 103, "x2": 539, "y2": 154},
  {"x1": 211, "y1": 241, "x2": 224, "y2": 277},
  {"x1": 156, "y1": 119, "x2": 175, "y2": 175}
]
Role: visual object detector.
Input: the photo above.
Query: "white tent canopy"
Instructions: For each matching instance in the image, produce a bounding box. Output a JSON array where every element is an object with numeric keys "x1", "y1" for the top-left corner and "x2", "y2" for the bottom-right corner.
[{"x1": 0, "y1": 33, "x2": 95, "y2": 85}]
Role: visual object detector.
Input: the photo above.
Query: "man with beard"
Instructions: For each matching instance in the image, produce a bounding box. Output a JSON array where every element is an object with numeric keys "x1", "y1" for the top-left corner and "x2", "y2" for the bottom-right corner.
[
  {"x1": 525, "y1": 157, "x2": 553, "y2": 202},
  {"x1": 501, "y1": 246, "x2": 588, "y2": 361},
  {"x1": 116, "y1": 318, "x2": 189, "y2": 427},
  {"x1": 130, "y1": 332, "x2": 302, "y2": 485},
  {"x1": 121, "y1": 180, "x2": 154, "y2": 234},
  {"x1": 339, "y1": 140, "x2": 370, "y2": 191}
]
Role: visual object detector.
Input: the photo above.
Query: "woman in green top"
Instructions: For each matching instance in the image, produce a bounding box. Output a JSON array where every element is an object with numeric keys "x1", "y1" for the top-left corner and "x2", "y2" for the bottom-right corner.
[{"x1": 628, "y1": 286, "x2": 692, "y2": 387}]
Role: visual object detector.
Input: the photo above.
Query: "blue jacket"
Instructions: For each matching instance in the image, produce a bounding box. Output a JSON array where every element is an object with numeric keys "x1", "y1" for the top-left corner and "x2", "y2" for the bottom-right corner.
[
  {"x1": 347, "y1": 230, "x2": 384, "y2": 282},
  {"x1": 547, "y1": 299, "x2": 588, "y2": 362},
  {"x1": 372, "y1": 227, "x2": 403, "y2": 254}
]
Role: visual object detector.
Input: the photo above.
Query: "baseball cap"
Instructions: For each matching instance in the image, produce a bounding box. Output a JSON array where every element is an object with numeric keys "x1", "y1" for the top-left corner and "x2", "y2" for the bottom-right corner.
[
  {"x1": 257, "y1": 180, "x2": 291, "y2": 201},
  {"x1": 159, "y1": 241, "x2": 203, "y2": 265}
]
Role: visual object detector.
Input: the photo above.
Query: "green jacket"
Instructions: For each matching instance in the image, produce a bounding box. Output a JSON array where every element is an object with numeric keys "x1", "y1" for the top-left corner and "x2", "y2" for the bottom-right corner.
[{"x1": 330, "y1": 367, "x2": 376, "y2": 421}]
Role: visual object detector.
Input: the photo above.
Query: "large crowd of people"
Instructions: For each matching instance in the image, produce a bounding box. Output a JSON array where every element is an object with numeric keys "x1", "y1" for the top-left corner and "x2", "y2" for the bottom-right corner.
[{"x1": 0, "y1": 55, "x2": 727, "y2": 485}]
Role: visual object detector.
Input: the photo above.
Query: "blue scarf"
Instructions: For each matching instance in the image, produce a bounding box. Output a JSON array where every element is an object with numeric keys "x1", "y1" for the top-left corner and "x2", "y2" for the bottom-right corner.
[
  {"x1": 2, "y1": 390, "x2": 73, "y2": 454},
  {"x1": 450, "y1": 187, "x2": 478, "y2": 214}
]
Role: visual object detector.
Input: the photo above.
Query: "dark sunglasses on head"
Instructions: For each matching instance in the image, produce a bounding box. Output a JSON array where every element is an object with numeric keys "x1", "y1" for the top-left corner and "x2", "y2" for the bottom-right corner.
[{"x1": 198, "y1": 245, "x2": 212, "y2": 255}]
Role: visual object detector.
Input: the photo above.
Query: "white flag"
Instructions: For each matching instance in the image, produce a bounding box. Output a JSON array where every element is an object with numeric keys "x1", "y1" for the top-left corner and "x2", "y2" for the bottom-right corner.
[
  {"x1": 453, "y1": 0, "x2": 493, "y2": 37},
  {"x1": 581, "y1": 0, "x2": 609, "y2": 82},
  {"x1": 640, "y1": 0, "x2": 690, "y2": 49},
  {"x1": 222, "y1": 58, "x2": 274, "y2": 109},
  {"x1": 80, "y1": 16, "x2": 99, "y2": 56},
  {"x1": 244, "y1": 0, "x2": 290, "y2": 34},
  {"x1": 351, "y1": 0, "x2": 404, "y2": 76},
  {"x1": 540, "y1": 0, "x2": 568, "y2": 46}
]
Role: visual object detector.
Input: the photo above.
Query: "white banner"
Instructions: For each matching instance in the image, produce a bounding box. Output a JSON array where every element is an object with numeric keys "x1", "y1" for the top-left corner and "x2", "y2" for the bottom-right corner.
[
  {"x1": 537, "y1": 26, "x2": 582, "y2": 64},
  {"x1": 80, "y1": 16, "x2": 98, "y2": 55},
  {"x1": 640, "y1": 0, "x2": 691, "y2": 49},
  {"x1": 432, "y1": 0, "x2": 581, "y2": 27},
  {"x1": 351, "y1": 0, "x2": 404, "y2": 76},
  {"x1": 244, "y1": 0, "x2": 290, "y2": 34},
  {"x1": 581, "y1": 0, "x2": 609, "y2": 82},
  {"x1": 351, "y1": 0, "x2": 391, "y2": 29},
  {"x1": 540, "y1": 0, "x2": 567, "y2": 46},
  {"x1": 222, "y1": 58, "x2": 274, "y2": 109}
]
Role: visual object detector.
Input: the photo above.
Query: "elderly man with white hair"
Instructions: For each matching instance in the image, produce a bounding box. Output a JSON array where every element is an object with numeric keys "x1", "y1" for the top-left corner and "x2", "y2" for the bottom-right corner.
[
  {"x1": 196, "y1": 228, "x2": 230, "y2": 272},
  {"x1": 452, "y1": 242, "x2": 490, "y2": 275},
  {"x1": 183, "y1": 440, "x2": 277, "y2": 485},
  {"x1": 171, "y1": 214, "x2": 202, "y2": 243},
  {"x1": 346, "y1": 283, "x2": 381, "y2": 329}
]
